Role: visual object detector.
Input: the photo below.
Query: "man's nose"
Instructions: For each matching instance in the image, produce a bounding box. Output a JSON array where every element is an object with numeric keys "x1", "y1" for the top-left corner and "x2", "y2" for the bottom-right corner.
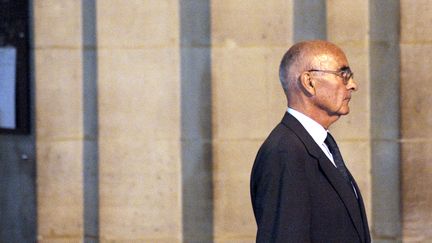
[{"x1": 347, "y1": 78, "x2": 358, "y2": 91}]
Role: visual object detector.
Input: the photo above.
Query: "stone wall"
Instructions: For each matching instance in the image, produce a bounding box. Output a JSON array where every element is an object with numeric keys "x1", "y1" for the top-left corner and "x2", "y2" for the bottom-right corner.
[
  {"x1": 34, "y1": 1, "x2": 86, "y2": 241},
  {"x1": 28, "y1": 1, "x2": 430, "y2": 242},
  {"x1": 401, "y1": 0, "x2": 432, "y2": 242}
]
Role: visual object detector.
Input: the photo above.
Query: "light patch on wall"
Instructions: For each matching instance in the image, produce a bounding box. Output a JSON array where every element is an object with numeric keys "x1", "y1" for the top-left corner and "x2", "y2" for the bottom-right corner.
[{"x1": 0, "y1": 46, "x2": 16, "y2": 129}]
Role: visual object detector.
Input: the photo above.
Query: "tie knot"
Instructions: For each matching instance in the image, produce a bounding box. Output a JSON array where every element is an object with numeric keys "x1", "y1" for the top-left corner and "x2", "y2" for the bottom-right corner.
[{"x1": 324, "y1": 133, "x2": 337, "y2": 151}]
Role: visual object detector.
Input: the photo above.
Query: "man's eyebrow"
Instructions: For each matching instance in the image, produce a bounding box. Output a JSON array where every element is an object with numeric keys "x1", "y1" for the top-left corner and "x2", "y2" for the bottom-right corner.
[{"x1": 339, "y1": 66, "x2": 350, "y2": 71}]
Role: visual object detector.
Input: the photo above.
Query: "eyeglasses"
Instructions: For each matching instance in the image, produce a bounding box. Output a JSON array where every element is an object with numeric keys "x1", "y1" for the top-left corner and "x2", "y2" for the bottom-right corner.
[{"x1": 308, "y1": 68, "x2": 354, "y2": 84}]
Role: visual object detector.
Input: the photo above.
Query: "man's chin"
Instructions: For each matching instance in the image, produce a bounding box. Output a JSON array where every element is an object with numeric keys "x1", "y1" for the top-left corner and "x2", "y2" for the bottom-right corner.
[{"x1": 337, "y1": 107, "x2": 350, "y2": 116}]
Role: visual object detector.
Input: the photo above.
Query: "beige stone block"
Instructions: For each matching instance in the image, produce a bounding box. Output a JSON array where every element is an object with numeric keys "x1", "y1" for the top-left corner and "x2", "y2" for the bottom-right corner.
[
  {"x1": 99, "y1": 137, "x2": 181, "y2": 240},
  {"x1": 373, "y1": 240, "x2": 402, "y2": 243},
  {"x1": 97, "y1": 0, "x2": 179, "y2": 48},
  {"x1": 327, "y1": 0, "x2": 368, "y2": 43},
  {"x1": 34, "y1": 0, "x2": 82, "y2": 48},
  {"x1": 401, "y1": 44, "x2": 432, "y2": 139},
  {"x1": 212, "y1": 47, "x2": 286, "y2": 140},
  {"x1": 215, "y1": 238, "x2": 255, "y2": 243},
  {"x1": 35, "y1": 49, "x2": 83, "y2": 140},
  {"x1": 211, "y1": 0, "x2": 293, "y2": 47},
  {"x1": 38, "y1": 239, "x2": 86, "y2": 243},
  {"x1": 267, "y1": 48, "x2": 292, "y2": 125},
  {"x1": 213, "y1": 140, "x2": 260, "y2": 240},
  {"x1": 402, "y1": 142, "x2": 432, "y2": 241},
  {"x1": 37, "y1": 140, "x2": 83, "y2": 240},
  {"x1": 401, "y1": 0, "x2": 432, "y2": 43},
  {"x1": 338, "y1": 140, "x2": 371, "y2": 219},
  {"x1": 98, "y1": 48, "x2": 180, "y2": 140}
]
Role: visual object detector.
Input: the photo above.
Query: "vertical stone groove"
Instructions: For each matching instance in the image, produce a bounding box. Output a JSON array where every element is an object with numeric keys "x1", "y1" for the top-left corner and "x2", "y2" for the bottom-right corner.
[
  {"x1": 82, "y1": 0, "x2": 99, "y2": 241},
  {"x1": 369, "y1": 1, "x2": 401, "y2": 242},
  {"x1": 180, "y1": 0, "x2": 213, "y2": 242},
  {"x1": 293, "y1": 0, "x2": 327, "y2": 42}
]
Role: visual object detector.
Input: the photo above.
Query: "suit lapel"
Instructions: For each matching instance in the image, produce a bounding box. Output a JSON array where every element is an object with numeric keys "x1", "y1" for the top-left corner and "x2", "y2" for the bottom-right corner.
[
  {"x1": 281, "y1": 113, "x2": 365, "y2": 242},
  {"x1": 318, "y1": 156, "x2": 366, "y2": 243}
]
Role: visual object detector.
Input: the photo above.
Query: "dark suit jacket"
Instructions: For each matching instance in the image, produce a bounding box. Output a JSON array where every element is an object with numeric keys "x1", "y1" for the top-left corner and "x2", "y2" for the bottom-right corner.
[{"x1": 250, "y1": 113, "x2": 371, "y2": 243}]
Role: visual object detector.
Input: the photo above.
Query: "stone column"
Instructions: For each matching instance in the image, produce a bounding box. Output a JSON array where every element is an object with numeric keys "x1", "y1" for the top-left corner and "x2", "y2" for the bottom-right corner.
[
  {"x1": 401, "y1": 1, "x2": 432, "y2": 242},
  {"x1": 34, "y1": 1, "x2": 86, "y2": 241},
  {"x1": 370, "y1": 1, "x2": 401, "y2": 242},
  {"x1": 180, "y1": 0, "x2": 213, "y2": 242},
  {"x1": 326, "y1": 0, "x2": 372, "y2": 222},
  {"x1": 211, "y1": 1, "x2": 293, "y2": 241},
  {"x1": 97, "y1": 1, "x2": 182, "y2": 242}
]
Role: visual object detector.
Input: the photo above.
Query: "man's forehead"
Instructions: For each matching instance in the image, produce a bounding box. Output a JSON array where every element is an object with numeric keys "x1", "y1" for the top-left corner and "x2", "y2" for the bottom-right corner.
[{"x1": 310, "y1": 51, "x2": 349, "y2": 69}]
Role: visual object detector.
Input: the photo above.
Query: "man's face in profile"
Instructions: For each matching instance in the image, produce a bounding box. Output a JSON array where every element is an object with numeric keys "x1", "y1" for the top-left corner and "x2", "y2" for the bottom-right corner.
[{"x1": 310, "y1": 51, "x2": 358, "y2": 119}]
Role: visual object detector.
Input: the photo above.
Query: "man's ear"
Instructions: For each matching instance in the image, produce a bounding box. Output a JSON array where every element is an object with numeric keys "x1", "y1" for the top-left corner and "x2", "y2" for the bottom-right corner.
[{"x1": 299, "y1": 72, "x2": 316, "y2": 96}]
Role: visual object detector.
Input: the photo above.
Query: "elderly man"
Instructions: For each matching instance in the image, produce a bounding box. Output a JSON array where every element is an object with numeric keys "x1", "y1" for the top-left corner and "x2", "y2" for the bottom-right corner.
[{"x1": 250, "y1": 40, "x2": 371, "y2": 242}]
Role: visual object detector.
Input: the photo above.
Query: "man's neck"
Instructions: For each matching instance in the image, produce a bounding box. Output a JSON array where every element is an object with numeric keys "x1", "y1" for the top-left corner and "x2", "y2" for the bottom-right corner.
[{"x1": 288, "y1": 105, "x2": 339, "y2": 129}]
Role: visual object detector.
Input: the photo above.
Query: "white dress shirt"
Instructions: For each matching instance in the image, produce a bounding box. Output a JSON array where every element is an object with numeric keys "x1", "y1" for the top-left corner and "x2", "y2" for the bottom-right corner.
[{"x1": 287, "y1": 107, "x2": 336, "y2": 167}]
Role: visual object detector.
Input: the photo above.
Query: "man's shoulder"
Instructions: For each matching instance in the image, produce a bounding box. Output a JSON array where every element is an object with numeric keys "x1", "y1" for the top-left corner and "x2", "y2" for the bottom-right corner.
[{"x1": 259, "y1": 121, "x2": 305, "y2": 154}]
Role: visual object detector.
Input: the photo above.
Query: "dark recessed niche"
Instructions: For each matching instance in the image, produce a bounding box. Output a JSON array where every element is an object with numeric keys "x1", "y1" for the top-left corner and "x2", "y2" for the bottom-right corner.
[{"x1": 0, "y1": 0, "x2": 30, "y2": 134}]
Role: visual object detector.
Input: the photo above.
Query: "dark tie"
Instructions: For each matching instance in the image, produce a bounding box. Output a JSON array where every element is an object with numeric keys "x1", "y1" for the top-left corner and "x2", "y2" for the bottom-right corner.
[{"x1": 324, "y1": 133, "x2": 351, "y2": 183}]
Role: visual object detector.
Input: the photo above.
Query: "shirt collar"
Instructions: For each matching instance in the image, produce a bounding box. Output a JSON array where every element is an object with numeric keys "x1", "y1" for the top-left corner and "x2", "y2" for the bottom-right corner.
[{"x1": 287, "y1": 107, "x2": 328, "y2": 145}]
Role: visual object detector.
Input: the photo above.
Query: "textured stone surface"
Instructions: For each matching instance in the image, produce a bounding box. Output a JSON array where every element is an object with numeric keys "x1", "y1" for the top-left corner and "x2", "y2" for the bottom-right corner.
[
  {"x1": 36, "y1": 141, "x2": 84, "y2": 240},
  {"x1": 33, "y1": 0, "x2": 82, "y2": 47},
  {"x1": 97, "y1": 0, "x2": 178, "y2": 48},
  {"x1": 401, "y1": 1, "x2": 432, "y2": 242},
  {"x1": 400, "y1": 1, "x2": 432, "y2": 241},
  {"x1": 212, "y1": 0, "x2": 293, "y2": 47},
  {"x1": 400, "y1": 0, "x2": 432, "y2": 43},
  {"x1": 327, "y1": 0, "x2": 368, "y2": 43},
  {"x1": 98, "y1": 138, "x2": 181, "y2": 239},
  {"x1": 369, "y1": 1, "x2": 401, "y2": 241},
  {"x1": 213, "y1": 140, "x2": 260, "y2": 234},
  {"x1": 293, "y1": 0, "x2": 326, "y2": 42},
  {"x1": 211, "y1": 1, "x2": 293, "y2": 240},
  {"x1": 34, "y1": 49, "x2": 83, "y2": 140},
  {"x1": 34, "y1": 1, "x2": 85, "y2": 241},
  {"x1": 180, "y1": 1, "x2": 213, "y2": 241},
  {"x1": 212, "y1": 47, "x2": 286, "y2": 141},
  {"x1": 97, "y1": 1, "x2": 182, "y2": 241},
  {"x1": 401, "y1": 142, "x2": 432, "y2": 242},
  {"x1": 97, "y1": 49, "x2": 180, "y2": 140},
  {"x1": 400, "y1": 45, "x2": 432, "y2": 139}
]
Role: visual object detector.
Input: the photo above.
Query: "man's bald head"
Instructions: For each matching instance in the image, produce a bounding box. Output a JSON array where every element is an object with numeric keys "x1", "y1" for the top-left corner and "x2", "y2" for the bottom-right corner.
[
  {"x1": 278, "y1": 40, "x2": 357, "y2": 128},
  {"x1": 279, "y1": 40, "x2": 346, "y2": 94}
]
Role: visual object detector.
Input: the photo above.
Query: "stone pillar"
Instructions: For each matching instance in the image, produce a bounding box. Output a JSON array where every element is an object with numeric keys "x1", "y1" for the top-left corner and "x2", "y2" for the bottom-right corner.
[
  {"x1": 370, "y1": 1, "x2": 401, "y2": 242},
  {"x1": 401, "y1": 1, "x2": 432, "y2": 242},
  {"x1": 97, "y1": 1, "x2": 182, "y2": 242},
  {"x1": 211, "y1": 1, "x2": 293, "y2": 241},
  {"x1": 293, "y1": 0, "x2": 327, "y2": 42},
  {"x1": 180, "y1": 0, "x2": 213, "y2": 242},
  {"x1": 82, "y1": 0, "x2": 99, "y2": 241},
  {"x1": 326, "y1": 0, "x2": 372, "y2": 222},
  {"x1": 34, "y1": 1, "x2": 86, "y2": 241}
]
